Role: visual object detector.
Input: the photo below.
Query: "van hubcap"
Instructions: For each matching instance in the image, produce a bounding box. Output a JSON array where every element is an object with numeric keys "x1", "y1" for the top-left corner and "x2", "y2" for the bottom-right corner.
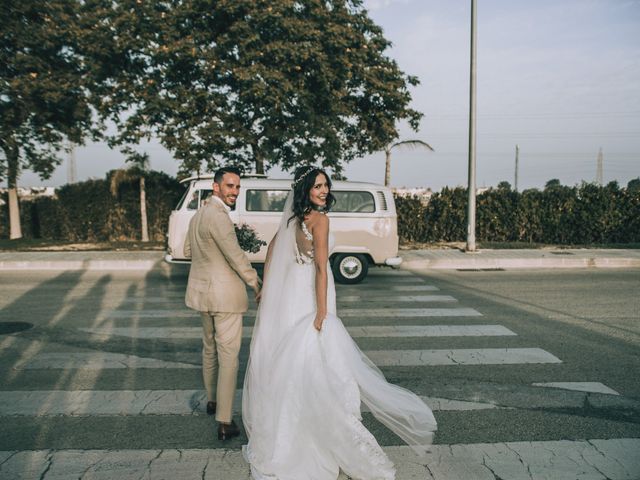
[{"x1": 340, "y1": 256, "x2": 362, "y2": 279}]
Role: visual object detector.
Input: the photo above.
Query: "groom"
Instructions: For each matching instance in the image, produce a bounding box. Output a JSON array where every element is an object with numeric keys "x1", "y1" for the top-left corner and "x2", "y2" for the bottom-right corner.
[{"x1": 184, "y1": 166, "x2": 261, "y2": 440}]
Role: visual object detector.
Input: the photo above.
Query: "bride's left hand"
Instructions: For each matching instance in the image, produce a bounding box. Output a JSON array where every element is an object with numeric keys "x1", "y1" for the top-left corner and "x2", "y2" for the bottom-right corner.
[{"x1": 313, "y1": 313, "x2": 326, "y2": 331}]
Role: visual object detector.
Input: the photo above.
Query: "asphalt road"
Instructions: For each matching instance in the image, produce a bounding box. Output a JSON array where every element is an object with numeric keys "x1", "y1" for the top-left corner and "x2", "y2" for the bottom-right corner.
[{"x1": 0, "y1": 265, "x2": 639, "y2": 477}]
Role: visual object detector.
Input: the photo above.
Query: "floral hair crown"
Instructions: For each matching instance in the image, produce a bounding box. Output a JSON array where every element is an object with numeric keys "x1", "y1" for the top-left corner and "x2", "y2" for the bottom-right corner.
[{"x1": 291, "y1": 167, "x2": 316, "y2": 188}]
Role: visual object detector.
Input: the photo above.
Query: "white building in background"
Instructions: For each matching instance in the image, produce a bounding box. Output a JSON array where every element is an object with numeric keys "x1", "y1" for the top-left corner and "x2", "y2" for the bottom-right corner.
[
  {"x1": 392, "y1": 187, "x2": 433, "y2": 205},
  {"x1": 392, "y1": 186, "x2": 492, "y2": 206},
  {"x1": 0, "y1": 187, "x2": 56, "y2": 206}
]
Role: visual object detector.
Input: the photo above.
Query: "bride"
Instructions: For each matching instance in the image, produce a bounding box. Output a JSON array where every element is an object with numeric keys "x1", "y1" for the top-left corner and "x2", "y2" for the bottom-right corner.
[{"x1": 242, "y1": 166, "x2": 437, "y2": 480}]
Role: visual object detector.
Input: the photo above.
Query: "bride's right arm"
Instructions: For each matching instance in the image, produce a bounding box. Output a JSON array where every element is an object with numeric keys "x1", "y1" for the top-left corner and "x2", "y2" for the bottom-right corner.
[
  {"x1": 263, "y1": 233, "x2": 278, "y2": 279},
  {"x1": 311, "y1": 214, "x2": 330, "y2": 331}
]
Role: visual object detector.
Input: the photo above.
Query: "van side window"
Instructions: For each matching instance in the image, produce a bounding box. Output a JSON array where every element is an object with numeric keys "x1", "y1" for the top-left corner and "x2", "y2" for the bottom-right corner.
[
  {"x1": 332, "y1": 191, "x2": 375, "y2": 213},
  {"x1": 200, "y1": 190, "x2": 213, "y2": 207},
  {"x1": 175, "y1": 187, "x2": 191, "y2": 210},
  {"x1": 246, "y1": 190, "x2": 289, "y2": 212},
  {"x1": 185, "y1": 189, "x2": 213, "y2": 210},
  {"x1": 186, "y1": 190, "x2": 200, "y2": 210}
]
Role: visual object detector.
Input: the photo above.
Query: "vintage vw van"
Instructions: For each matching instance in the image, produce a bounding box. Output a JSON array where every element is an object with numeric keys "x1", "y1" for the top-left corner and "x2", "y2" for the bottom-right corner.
[{"x1": 165, "y1": 175, "x2": 401, "y2": 283}]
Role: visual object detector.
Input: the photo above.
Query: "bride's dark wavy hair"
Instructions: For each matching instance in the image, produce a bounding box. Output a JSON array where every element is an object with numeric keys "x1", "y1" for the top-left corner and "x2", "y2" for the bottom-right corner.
[{"x1": 288, "y1": 165, "x2": 336, "y2": 226}]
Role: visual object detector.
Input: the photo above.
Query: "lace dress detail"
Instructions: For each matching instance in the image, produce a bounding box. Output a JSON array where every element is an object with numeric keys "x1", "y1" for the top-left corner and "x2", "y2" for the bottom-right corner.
[{"x1": 294, "y1": 220, "x2": 315, "y2": 265}]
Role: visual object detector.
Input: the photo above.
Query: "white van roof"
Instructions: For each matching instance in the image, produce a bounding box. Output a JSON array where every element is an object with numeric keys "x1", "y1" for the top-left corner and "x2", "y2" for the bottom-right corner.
[{"x1": 181, "y1": 175, "x2": 388, "y2": 191}]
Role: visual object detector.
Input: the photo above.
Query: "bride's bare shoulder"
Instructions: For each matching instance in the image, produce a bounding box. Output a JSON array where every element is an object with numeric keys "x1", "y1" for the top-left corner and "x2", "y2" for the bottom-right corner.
[{"x1": 305, "y1": 211, "x2": 329, "y2": 236}]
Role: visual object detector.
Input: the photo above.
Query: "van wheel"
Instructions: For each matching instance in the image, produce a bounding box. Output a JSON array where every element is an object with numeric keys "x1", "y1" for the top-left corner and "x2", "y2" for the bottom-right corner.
[{"x1": 332, "y1": 254, "x2": 369, "y2": 284}]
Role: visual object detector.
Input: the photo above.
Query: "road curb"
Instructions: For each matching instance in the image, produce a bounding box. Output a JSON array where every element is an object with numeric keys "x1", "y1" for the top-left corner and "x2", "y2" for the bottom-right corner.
[
  {"x1": 0, "y1": 260, "x2": 163, "y2": 271},
  {"x1": 400, "y1": 257, "x2": 640, "y2": 270},
  {"x1": 1, "y1": 250, "x2": 639, "y2": 271}
]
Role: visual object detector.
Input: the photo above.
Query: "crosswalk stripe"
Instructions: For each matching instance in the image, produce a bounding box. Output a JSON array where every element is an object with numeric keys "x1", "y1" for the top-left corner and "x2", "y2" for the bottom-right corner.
[
  {"x1": 367, "y1": 269, "x2": 413, "y2": 276},
  {"x1": 13, "y1": 347, "x2": 560, "y2": 370},
  {"x1": 339, "y1": 294, "x2": 457, "y2": 302},
  {"x1": 13, "y1": 352, "x2": 199, "y2": 370},
  {"x1": 0, "y1": 390, "x2": 501, "y2": 416},
  {"x1": 339, "y1": 308, "x2": 482, "y2": 317},
  {"x1": 1, "y1": 439, "x2": 638, "y2": 480},
  {"x1": 80, "y1": 324, "x2": 516, "y2": 339},
  {"x1": 118, "y1": 293, "x2": 455, "y2": 305},
  {"x1": 105, "y1": 307, "x2": 482, "y2": 319},
  {"x1": 367, "y1": 348, "x2": 562, "y2": 366},
  {"x1": 113, "y1": 284, "x2": 440, "y2": 303},
  {"x1": 532, "y1": 382, "x2": 620, "y2": 395},
  {"x1": 366, "y1": 276, "x2": 425, "y2": 283}
]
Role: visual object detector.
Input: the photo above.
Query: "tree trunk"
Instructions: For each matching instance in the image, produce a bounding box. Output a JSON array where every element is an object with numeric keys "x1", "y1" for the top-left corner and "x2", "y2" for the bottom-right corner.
[
  {"x1": 255, "y1": 156, "x2": 264, "y2": 175},
  {"x1": 5, "y1": 142, "x2": 22, "y2": 240},
  {"x1": 384, "y1": 149, "x2": 391, "y2": 187},
  {"x1": 139, "y1": 176, "x2": 149, "y2": 242}
]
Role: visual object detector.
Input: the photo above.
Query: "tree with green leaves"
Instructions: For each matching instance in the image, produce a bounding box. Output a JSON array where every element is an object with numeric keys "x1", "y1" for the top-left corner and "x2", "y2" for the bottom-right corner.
[
  {"x1": 383, "y1": 139, "x2": 434, "y2": 186},
  {"x1": 1, "y1": 1, "x2": 97, "y2": 239},
  {"x1": 545, "y1": 179, "x2": 562, "y2": 190},
  {"x1": 627, "y1": 177, "x2": 640, "y2": 193},
  {"x1": 89, "y1": 0, "x2": 423, "y2": 177}
]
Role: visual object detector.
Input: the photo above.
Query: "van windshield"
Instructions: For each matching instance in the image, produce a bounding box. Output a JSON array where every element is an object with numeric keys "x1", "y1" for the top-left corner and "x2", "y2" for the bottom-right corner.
[
  {"x1": 175, "y1": 187, "x2": 190, "y2": 210},
  {"x1": 246, "y1": 189, "x2": 289, "y2": 211},
  {"x1": 332, "y1": 191, "x2": 375, "y2": 213}
]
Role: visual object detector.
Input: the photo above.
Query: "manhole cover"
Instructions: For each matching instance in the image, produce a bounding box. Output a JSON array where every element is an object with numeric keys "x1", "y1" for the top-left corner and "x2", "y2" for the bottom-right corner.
[{"x1": 0, "y1": 322, "x2": 34, "y2": 335}]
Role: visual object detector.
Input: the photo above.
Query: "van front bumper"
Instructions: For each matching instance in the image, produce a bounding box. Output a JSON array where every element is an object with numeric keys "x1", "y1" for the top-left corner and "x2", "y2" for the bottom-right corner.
[
  {"x1": 164, "y1": 253, "x2": 191, "y2": 264},
  {"x1": 385, "y1": 256, "x2": 403, "y2": 267}
]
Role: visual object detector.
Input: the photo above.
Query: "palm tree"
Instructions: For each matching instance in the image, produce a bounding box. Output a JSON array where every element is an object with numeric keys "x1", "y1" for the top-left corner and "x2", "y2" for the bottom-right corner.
[
  {"x1": 384, "y1": 140, "x2": 434, "y2": 187},
  {"x1": 110, "y1": 152, "x2": 150, "y2": 242}
]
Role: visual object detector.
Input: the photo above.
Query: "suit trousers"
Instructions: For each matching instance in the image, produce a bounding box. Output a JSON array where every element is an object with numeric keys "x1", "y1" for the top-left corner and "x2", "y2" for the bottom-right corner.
[{"x1": 200, "y1": 311, "x2": 243, "y2": 423}]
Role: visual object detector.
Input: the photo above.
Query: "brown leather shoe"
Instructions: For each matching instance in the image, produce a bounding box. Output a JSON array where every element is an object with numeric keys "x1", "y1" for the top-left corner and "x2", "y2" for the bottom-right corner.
[
  {"x1": 206, "y1": 401, "x2": 216, "y2": 415},
  {"x1": 217, "y1": 420, "x2": 240, "y2": 441}
]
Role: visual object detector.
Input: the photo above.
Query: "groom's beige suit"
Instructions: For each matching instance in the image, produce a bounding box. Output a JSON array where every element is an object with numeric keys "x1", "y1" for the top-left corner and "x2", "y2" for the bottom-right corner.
[{"x1": 184, "y1": 195, "x2": 260, "y2": 423}]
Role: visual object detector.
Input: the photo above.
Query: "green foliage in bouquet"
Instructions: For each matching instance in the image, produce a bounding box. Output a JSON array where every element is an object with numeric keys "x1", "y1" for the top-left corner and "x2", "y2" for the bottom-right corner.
[{"x1": 235, "y1": 223, "x2": 267, "y2": 254}]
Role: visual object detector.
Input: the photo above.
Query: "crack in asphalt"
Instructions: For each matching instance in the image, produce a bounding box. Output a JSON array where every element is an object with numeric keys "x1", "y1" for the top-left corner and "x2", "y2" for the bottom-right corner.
[
  {"x1": 141, "y1": 449, "x2": 164, "y2": 479},
  {"x1": 0, "y1": 451, "x2": 18, "y2": 468},
  {"x1": 140, "y1": 392, "x2": 168, "y2": 414},
  {"x1": 201, "y1": 454, "x2": 211, "y2": 480},
  {"x1": 37, "y1": 451, "x2": 53, "y2": 480},
  {"x1": 589, "y1": 440, "x2": 630, "y2": 477},
  {"x1": 481, "y1": 454, "x2": 508, "y2": 480},
  {"x1": 504, "y1": 443, "x2": 534, "y2": 479}
]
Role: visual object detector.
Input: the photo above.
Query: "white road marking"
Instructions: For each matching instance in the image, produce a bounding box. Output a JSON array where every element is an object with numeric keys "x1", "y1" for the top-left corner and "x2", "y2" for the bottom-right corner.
[
  {"x1": 367, "y1": 269, "x2": 413, "y2": 276},
  {"x1": 105, "y1": 307, "x2": 483, "y2": 319},
  {"x1": 12, "y1": 352, "x2": 199, "y2": 370},
  {"x1": 339, "y1": 285, "x2": 440, "y2": 292},
  {"x1": 339, "y1": 295, "x2": 457, "y2": 302},
  {"x1": 533, "y1": 382, "x2": 620, "y2": 396},
  {"x1": 80, "y1": 324, "x2": 515, "y2": 339},
  {"x1": 117, "y1": 285, "x2": 440, "y2": 305},
  {"x1": 0, "y1": 390, "x2": 501, "y2": 416},
  {"x1": 339, "y1": 308, "x2": 482, "y2": 317},
  {"x1": 1, "y1": 439, "x2": 638, "y2": 480},
  {"x1": 367, "y1": 348, "x2": 562, "y2": 366},
  {"x1": 11, "y1": 347, "x2": 556, "y2": 370}
]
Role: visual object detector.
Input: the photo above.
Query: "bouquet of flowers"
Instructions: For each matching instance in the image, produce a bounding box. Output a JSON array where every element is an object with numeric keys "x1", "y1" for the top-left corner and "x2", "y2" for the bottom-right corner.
[{"x1": 235, "y1": 223, "x2": 267, "y2": 253}]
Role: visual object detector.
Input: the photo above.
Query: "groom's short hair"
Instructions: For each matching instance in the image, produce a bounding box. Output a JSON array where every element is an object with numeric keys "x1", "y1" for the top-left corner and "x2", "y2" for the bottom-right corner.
[{"x1": 214, "y1": 166, "x2": 242, "y2": 184}]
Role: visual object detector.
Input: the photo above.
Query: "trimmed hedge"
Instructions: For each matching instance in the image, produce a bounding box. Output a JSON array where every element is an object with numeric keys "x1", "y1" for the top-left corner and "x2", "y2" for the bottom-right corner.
[
  {"x1": 396, "y1": 182, "x2": 640, "y2": 244},
  {"x1": 4, "y1": 176, "x2": 639, "y2": 245},
  {"x1": 1, "y1": 170, "x2": 184, "y2": 241}
]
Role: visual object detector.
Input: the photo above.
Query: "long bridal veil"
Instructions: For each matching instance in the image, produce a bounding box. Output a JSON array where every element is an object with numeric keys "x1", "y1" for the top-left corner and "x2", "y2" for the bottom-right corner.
[{"x1": 243, "y1": 190, "x2": 436, "y2": 477}]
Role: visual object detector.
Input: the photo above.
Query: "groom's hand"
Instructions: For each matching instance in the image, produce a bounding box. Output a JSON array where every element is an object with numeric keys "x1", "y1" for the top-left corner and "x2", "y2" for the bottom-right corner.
[{"x1": 254, "y1": 287, "x2": 262, "y2": 304}]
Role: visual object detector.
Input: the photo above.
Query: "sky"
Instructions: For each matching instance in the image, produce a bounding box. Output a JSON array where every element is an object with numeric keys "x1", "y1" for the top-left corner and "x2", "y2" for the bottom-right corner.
[{"x1": 19, "y1": 0, "x2": 640, "y2": 191}]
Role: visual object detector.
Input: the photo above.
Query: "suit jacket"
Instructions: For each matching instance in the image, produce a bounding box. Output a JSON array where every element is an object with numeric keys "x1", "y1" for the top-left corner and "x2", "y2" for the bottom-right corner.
[{"x1": 184, "y1": 197, "x2": 259, "y2": 313}]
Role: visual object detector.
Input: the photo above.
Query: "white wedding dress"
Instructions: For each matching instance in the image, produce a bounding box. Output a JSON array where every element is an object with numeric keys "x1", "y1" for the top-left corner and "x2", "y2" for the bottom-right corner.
[{"x1": 242, "y1": 192, "x2": 437, "y2": 480}]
